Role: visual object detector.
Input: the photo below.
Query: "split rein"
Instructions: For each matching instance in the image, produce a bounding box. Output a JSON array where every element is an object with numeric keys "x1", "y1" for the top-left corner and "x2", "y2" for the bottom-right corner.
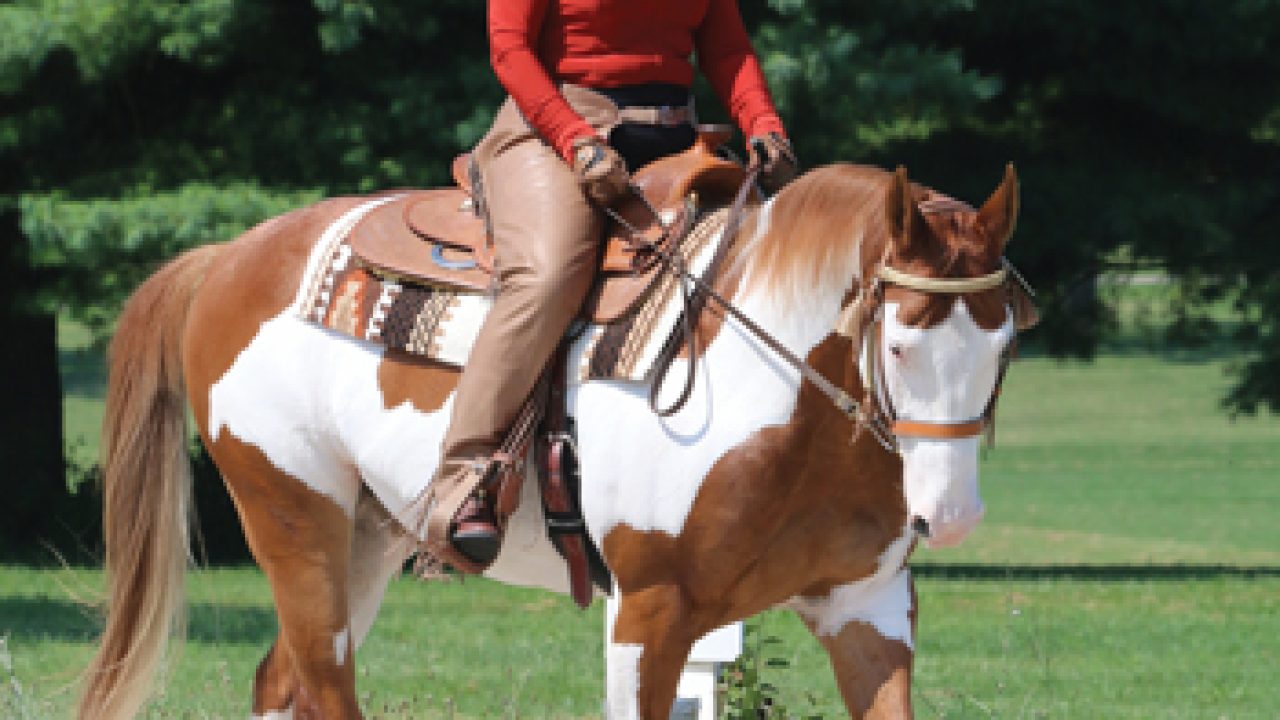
[{"x1": 603, "y1": 163, "x2": 1033, "y2": 455}]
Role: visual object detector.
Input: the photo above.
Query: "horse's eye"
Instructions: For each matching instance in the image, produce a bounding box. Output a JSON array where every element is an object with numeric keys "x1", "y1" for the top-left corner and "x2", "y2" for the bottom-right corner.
[{"x1": 889, "y1": 344, "x2": 904, "y2": 359}]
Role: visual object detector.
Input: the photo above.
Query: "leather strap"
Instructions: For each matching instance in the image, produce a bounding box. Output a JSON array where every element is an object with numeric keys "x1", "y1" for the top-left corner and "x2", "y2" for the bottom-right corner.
[
  {"x1": 609, "y1": 161, "x2": 866, "y2": 420},
  {"x1": 628, "y1": 160, "x2": 758, "y2": 416},
  {"x1": 537, "y1": 343, "x2": 598, "y2": 609},
  {"x1": 617, "y1": 103, "x2": 696, "y2": 127},
  {"x1": 891, "y1": 419, "x2": 986, "y2": 439}
]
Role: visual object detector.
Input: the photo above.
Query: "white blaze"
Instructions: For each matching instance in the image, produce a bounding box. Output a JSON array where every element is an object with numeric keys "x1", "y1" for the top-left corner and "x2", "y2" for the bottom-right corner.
[{"x1": 879, "y1": 301, "x2": 1011, "y2": 547}]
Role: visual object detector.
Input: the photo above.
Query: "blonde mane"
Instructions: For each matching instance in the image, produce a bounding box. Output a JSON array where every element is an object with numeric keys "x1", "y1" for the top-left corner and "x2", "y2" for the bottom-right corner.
[{"x1": 738, "y1": 164, "x2": 892, "y2": 307}]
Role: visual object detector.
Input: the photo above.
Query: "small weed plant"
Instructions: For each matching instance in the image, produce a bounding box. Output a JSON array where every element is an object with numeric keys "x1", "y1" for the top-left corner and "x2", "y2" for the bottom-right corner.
[{"x1": 719, "y1": 618, "x2": 823, "y2": 719}]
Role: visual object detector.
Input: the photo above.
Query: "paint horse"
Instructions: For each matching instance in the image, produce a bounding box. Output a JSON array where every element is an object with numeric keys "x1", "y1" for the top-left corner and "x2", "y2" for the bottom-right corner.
[{"x1": 80, "y1": 160, "x2": 1026, "y2": 719}]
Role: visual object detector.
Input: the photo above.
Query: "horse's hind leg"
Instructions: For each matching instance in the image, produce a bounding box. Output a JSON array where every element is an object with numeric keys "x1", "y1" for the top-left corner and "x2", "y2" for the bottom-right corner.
[
  {"x1": 212, "y1": 435, "x2": 364, "y2": 719},
  {"x1": 249, "y1": 490, "x2": 404, "y2": 720}
]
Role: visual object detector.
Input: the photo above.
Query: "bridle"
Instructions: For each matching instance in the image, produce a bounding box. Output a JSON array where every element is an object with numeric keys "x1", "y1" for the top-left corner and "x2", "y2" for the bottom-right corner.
[
  {"x1": 610, "y1": 163, "x2": 1035, "y2": 455},
  {"x1": 835, "y1": 254, "x2": 1030, "y2": 453}
]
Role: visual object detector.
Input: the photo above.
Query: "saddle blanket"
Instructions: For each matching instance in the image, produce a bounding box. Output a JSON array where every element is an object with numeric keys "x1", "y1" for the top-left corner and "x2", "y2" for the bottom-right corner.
[{"x1": 296, "y1": 196, "x2": 730, "y2": 384}]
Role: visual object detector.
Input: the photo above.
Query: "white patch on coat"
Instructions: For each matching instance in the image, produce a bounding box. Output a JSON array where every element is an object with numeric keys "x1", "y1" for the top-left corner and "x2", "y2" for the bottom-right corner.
[
  {"x1": 333, "y1": 626, "x2": 350, "y2": 667},
  {"x1": 252, "y1": 709, "x2": 293, "y2": 720},
  {"x1": 880, "y1": 301, "x2": 1012, "y2": 547},
  {"x1": 208, "y1": 198, "x2": 451, "y2": 524},
  {"x1": 605, "y1": 643, "x2": 645, "y2": 720},
  {"x1": 572, "y1": 198, "x2": 857, "y2": 542},
  {"x1": 788, "y1": 526, "x2": 914, "y2": 647},
  {"x1": 207, "y1": 316, "x2": 444, "y2": 520}
]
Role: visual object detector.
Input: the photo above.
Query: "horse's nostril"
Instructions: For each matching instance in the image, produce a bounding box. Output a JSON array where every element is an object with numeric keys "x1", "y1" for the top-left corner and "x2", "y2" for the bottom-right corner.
[{"x1": 911, "y1": 516, "x2": 931, "y2": 538}]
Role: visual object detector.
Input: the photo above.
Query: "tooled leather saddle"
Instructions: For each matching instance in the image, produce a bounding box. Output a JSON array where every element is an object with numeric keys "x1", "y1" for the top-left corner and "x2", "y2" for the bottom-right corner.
[
  {"x1": 352, "y1": 126, "x2": 748, "y2": 607},
  {"x1": 348, "y1": 125, "x2": 746, "y2": 324}
]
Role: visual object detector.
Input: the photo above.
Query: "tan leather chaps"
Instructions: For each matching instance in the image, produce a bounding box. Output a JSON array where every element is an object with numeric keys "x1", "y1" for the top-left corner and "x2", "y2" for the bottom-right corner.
[{"x1": 422, "y1": 87, "x2": 622, "y2": 570}]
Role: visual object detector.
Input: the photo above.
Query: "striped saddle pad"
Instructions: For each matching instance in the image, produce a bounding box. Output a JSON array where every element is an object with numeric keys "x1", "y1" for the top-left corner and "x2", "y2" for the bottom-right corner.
[{"x1": 297, "y1": 206, "x2": 730, "y2": 384}]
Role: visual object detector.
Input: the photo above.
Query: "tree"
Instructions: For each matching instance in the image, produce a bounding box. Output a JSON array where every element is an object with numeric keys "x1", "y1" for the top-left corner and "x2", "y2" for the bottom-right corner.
[
  {"x1": 3, "y1": 0, "x2": 1279, "y2": 554},
  {"x1": 1, "y1": 0, "x2": 496, "y2": 556},
  {"x1": 746, "y1": 0, "x2": 1280, "y2": 411}
]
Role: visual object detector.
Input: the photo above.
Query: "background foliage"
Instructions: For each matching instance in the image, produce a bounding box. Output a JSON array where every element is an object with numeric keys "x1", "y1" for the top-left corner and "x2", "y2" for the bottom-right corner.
[{"x1": 2, "y1": 0, "x2": 1278, "y2": 554}]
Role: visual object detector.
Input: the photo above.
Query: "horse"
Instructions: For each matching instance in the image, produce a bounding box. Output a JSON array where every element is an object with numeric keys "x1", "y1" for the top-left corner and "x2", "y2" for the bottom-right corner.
[{"x1": 78, "y1": 159, "x2": 1025, "y2": 719}]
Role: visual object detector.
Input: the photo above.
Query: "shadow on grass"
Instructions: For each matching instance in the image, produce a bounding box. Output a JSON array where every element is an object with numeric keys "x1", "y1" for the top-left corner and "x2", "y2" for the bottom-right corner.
[
  {"x1": 913, "y1": 563, "x2": 1280, "y2": 581},
  {"x1": 0, "y1": 597, "x2": 276, "y2": 645}
]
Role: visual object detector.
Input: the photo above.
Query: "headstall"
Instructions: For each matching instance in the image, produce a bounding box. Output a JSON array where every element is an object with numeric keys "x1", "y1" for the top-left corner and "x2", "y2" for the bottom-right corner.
[
  {"x1": 613, "y1": 170, "x2": 1035, "y2": 454},
  {"x1": 835, "y1": 255, "x2": 1032, "y2": 453}
]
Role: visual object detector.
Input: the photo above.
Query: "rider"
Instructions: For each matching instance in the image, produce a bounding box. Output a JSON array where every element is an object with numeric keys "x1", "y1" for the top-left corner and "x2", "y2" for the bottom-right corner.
[{"x1": 425, "y1": 0, "x2": 799, "y2": 570}]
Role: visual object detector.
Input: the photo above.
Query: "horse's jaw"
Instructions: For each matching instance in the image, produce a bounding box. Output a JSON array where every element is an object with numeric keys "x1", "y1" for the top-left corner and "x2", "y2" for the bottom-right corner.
[{"x1": 899, "y1": 436, "x2": 985, "y2": 548}]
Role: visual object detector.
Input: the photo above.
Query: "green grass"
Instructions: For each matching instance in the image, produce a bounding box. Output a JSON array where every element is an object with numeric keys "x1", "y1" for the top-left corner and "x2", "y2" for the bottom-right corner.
[
  {"x1": 4, "y1": 567, "x2": 1276, "y2": 718},
  {"x1": 916, "y1": 355, "x2": 1280, "y2": 567},
  {"x1": 0, "y1": 568, "x2": 606, "y2": 719},
  {"x1": 22, "y1": 317, "x2": 1280, "y2": 718},
  {"x1": 58, "y1": 318, "x2": 106, "y2": 475}
]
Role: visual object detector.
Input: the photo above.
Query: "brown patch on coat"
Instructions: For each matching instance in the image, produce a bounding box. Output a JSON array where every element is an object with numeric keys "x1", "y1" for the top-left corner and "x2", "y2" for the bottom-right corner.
[
  {"x1": 605, "y1": 335, "x2": 907, "y2": 634},
  {"x1": 184, "y1": 196, "x2": 368, "y2": 426},
  {"x1": 376, "y1": 349, "x2": 459, "y2": 413},
  {"x1": 882, "y1": 165, "x2": 1019, "y2": 331}
]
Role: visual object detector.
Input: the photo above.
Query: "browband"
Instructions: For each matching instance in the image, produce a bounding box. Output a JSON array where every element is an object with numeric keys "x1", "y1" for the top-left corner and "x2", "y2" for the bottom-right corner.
[{"x1": 876, "y1": 262, "x2": 1009, "y2": 294}]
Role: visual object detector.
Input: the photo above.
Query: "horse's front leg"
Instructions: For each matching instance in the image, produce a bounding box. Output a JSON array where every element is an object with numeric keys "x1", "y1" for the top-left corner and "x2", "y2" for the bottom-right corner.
[
  {"x1": 606, "y1": 584, "x2": 697, "y2": 720},
  {"x1": 790, "y1": 568, "x2": 916, "y2": 719}
]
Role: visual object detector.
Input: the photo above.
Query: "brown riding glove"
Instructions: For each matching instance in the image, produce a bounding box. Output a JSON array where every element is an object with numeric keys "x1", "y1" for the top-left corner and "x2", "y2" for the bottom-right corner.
[
  {"x1": 749, "y1": 132, "x2": 799, "y2": 194},
  {"x1": 572, "y1": 137, "x2": 631, "y2": 206}
]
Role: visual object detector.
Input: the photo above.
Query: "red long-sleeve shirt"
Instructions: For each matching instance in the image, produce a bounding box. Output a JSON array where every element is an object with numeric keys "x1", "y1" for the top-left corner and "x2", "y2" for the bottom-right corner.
[{"x1": 489, "y1": 0, "x2": 786, "y2": 161}]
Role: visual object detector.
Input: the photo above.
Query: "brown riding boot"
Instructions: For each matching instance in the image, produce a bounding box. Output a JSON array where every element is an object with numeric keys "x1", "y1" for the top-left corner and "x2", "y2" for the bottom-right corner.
[
  {"x1": 451, "y1": 485, "x2": 501, "y2": 564},
  {"x1": 423, "y1": 458, "x2": 503, "y2": 574}
]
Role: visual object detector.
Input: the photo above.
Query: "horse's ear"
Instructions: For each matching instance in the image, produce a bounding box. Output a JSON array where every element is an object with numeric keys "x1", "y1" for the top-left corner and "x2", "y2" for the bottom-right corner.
[
  {"x1": 885, "y1": 165, "x2": 926, "y2": 251},
  {"x1": 977, "y1": 163, "x2": 1019, "y2": 249}
]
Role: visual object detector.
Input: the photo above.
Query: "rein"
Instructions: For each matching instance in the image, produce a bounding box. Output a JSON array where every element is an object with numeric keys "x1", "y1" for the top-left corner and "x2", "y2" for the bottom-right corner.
[{"x1": 607, "y1": 168, "x2": 1032, "y2": 453}]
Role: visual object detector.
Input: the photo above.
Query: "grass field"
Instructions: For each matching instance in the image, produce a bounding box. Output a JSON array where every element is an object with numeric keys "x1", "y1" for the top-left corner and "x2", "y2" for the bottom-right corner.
[{"x1": 8, "y1": 319, "x2": 1279, "y2": 718}]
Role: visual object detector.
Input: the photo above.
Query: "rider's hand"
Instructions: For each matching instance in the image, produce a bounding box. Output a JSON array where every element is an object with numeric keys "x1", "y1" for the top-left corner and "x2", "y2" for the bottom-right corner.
[
  {"x1": 749, "y1": 132, "x2": 799, "y2": 194},
  {"x1": 572, "y1": 137, "x2": 631, "y2": 206}
]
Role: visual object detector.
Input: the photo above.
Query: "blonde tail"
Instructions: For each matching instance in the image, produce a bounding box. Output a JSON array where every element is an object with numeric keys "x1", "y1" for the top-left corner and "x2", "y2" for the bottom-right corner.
[{"x1": 78, "y1": 244, "x2": 221, "y2": 720}]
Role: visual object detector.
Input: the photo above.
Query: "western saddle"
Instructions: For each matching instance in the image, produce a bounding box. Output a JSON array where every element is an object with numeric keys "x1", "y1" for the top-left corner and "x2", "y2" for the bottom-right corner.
[
  {"x1": 354, "y1": 126, "x2": 750, "y2": 607},
  {"x1": 348, "y1": 125, "x2": 748, "y2": 323}
]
